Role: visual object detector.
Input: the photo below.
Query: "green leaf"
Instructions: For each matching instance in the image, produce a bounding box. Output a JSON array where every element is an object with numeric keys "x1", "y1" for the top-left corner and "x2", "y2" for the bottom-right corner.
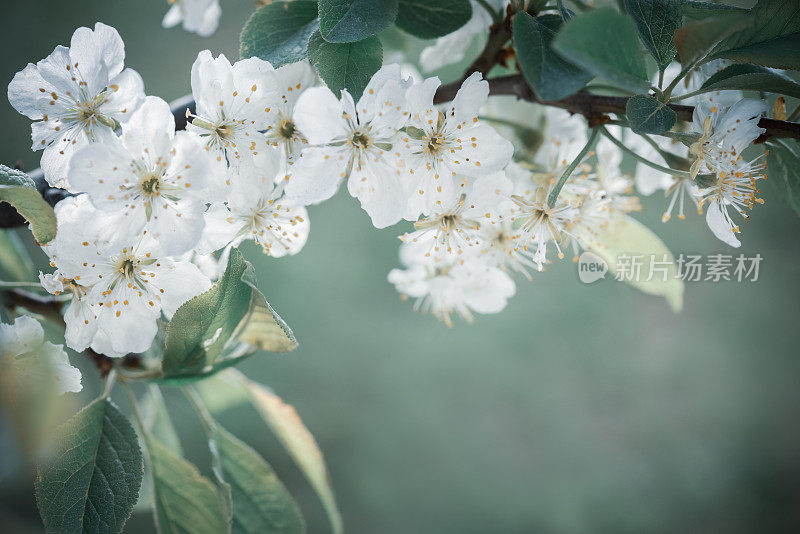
[
  {"x1": 35, "y1": 398, "x2": 143, "y2": 534},
  {"x1": 715, "y1": 32, "x2": 800, "y2": 70},
  {"x1": 0, "y1": 164, "x2": 56, "y2": 244},
  {"x1": 213, "y1": 425, "x2": 304, "y2": 534},
  {"x1": 307, "y1": 30, "x2": 382, "y2": 102},
  {"x1": 143, "y1": 386, "x2": 183, "y2": 456},
  {"x1": 626, "y1": 94, "x2": 677, "y2": 134},
  {"x1": 710, "y1": 0, "x2": 800, "y2": 61},
  {"x1": 700, "y1": 63, "x2": 800, "y2": 99},
  {"x1": 551, "y1": 8, "x2": 650, "y2": 94},
  {"x1": 766, "y1": 140, "x2": 800, "y2": 216},
  {"x1": 0, "y1": 229, "x2": 36, "y2": 281},
  {"x1": 161, "y1": 248, "x2": 297, "y2": 382},
  {"x1": 680, "y1": 0, "x2": 747, "y2": 20},
  {"x1": 585, "y1": 214, "x2": 684, "y2": 312},
  {"x1": 223, "y1": 369, "x2": 343, "y2": 534},
  {"x1": 319, "y1": 0, "x2": 398, "y2": 43},
  {"x1": 146, "y1": 434, "x2": 230, "y2": 534},
  {"x1": 624, "y1": 0, "x2": 682, "y2": 71},
  {"x1": 394, "y1": 0, "x2": 472, "y2": 39},
  {"x1": 240, "y1": 1, "x2": 320, "y2": 68},
  {"x1": 673, "y1": 12, "x2": 753, "y2": 66},
  {"x1": 513, "y1": 12, "x2": 592, "y2": 101}
]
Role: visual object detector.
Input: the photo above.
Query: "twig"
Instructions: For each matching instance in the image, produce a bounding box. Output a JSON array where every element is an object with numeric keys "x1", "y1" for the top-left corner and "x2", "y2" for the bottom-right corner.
[
  {"x1": 600, "y1": 127, "x2": 693, "y2": 180},
  {"x1": 464, "y1": 3, "x2": 515, "y2": 77},
  {"x1": 2, "y1": 289, "x2": 65, "y2": 327},
  {"x1": 433, "y1": 74, "x2": 800, "y2": 140},
  {"x1": 547, "y1": 127, "x2": 599, "y2": 206},
  {"x1": 4, "y1": 75, "x2": 800, "y2": 232}
]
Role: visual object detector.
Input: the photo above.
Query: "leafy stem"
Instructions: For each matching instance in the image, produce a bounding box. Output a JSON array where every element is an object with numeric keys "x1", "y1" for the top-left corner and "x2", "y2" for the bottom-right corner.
[
  {"x1": 547, "y1": 126, "x2": 600, "y2": 207},
  {"x1": 599, "y1": 127, "x2": 693, "y2": 180}
]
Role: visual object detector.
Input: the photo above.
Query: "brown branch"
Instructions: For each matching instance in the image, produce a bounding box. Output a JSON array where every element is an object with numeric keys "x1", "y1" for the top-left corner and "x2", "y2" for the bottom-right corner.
[
  {"x1": 465, "y1": 4, "x2": 516, "y2": 77},
  {"x1": 3, "y1": 289, "x2": 65, "y2": 328},
  {"x1": 3, "y1": 70, "x2": 800, "y2": 233},
  {"x1": 433, "y1": 73, "x2": 800, "y2": 141}
]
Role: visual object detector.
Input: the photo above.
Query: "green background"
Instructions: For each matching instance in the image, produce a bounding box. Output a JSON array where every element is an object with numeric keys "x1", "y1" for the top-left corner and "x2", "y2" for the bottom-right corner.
[{"x1": 2, "y1": 1, "x2": 800, "y2": 532}]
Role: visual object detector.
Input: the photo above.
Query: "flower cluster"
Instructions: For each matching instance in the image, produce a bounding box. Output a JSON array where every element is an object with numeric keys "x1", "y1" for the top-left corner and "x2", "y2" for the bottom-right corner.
[
  {"x1": 9, "y1": 24, "x2": 312, "y2": 357},
  {"x1": 8, "y1": 21, "x2": 772, "y2": 338}
]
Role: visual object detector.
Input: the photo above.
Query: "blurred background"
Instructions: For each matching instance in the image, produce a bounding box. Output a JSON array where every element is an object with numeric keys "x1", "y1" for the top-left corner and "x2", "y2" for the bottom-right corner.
[{"x1": 2, "y1": 1, "x2": 800, "y2": 532}]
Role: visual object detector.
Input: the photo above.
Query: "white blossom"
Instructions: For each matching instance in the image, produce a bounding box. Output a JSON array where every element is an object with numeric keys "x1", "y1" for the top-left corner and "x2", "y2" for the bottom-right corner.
[
  {"x1": 697, "y1": 158, "x2": 766, "y2": 248},
  {"x1": 285, "y1": 65, "x2": 411, "y2": 228},
  {"x1": 474, "y1": 218, "x2": 539, "y2": 279},
  {"x1": 399, "y1": 171, "x2": 512, "y2": 261},
  {"x1": 162, "y1": 0, "x2": 221, "y2": 37},
  {"x1": 1, "y1": 315, "x2": 82, "y2": 395},
  {"x1": 594, "y1": 137, "x2": 640, "y2": 214},
  {"x1": 199, "y1": 152, "x2": 309, "y2": 257},
  {"x1": 7, "y1": 23, "x2": 144, "y2": 189},
  {"x1": 263, "y1": 61, "x2": 316, "y2": 168},
  {"x1": 388, "y1": 253, "x2": 515, "y2": 327},
  {"x1": 187, "y1": 50, "x2": 276, "y2": 179},
  {"x1": 402, "y1": 72, "x2": 514, "y2": 220},
  {"x1": 688, "y1": 100, "x2": 767, "y2": 247},
  {"x1": 40, "y1": 196, "x2": 211, "y2": 356},
  {"x1": 68, "y1": 96, "x2": 213, "y2": 255},
  {"x1": 689, "y1": 99, "x2": 766, "y2": 178},
  {"x1": 509, "y1": 180, "x2": 578, "y2": 270}
]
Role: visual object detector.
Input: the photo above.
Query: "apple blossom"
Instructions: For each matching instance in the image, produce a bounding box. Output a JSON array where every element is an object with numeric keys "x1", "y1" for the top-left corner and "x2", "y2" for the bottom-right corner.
[
  {"x1": 401, "y1": 72, "x2": 514, "y2": 220},
  {"x1": 199, "y1": 152, "x2": 309, "y2": 257},
  {"x1": 285, "y1": 65, "x2": 411, "y2": 228},
  {"x1": 7, "y1": 23, "x2": 144, "y2": 189},
  {"x1": 68, "y1": 96, "x2": 213, "y2": 255},
  {"x1": 186, "y1": 50, "x2": 276, "y2": 178}
]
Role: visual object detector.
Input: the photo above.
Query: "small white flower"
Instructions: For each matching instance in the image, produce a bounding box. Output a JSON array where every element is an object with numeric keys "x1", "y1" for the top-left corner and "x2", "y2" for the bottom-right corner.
[
  {"x1": 689, "y1": 99, "x2": 766, "y2": 179},
  {"x1": 533, "y1": 108, "x2": 588, "y2": 183},
  {"x1": 401, "y1": 72, "x2": 514, "y2": 220},
  {"x1": 696, "y1": 159, "x2": 766, "y2": 248},
  {"x1": 199, "y1": 153, "x2": 309, "y2": 257},
  {"x1": 162, "y1": 0, "x2": 221, "y2": 37},
  {"x1": 474, "y1": 219, "x2": 539, "y2": 279},
  {"x1": 187, "y1": 50, "x2": 276, "y2": 178},
  {"x1": 388, "y1": 255, "x2": 515, "y2": 327},
  {"x1": 7, "y1": 23, "x2": 144, "y2": 189},
  {"x1": 625, "y1": 127, "x2": 687, "y2": 197},
  {"x1": 1, "y1": 315, "x2": 82, "y2": 395},
  {"x1": 594, "y1": 138, "x2": 640, "y2": 214},
  {"x1": 687, "y1": 99, "x2": 767, "y2": 247},
  {"x1": 40, "y1": 196, "x2": 212, "y2": 356},
  {"x1": 285, "y1": 65, "x2": 411, "y2": 228},
  {"x1": 68, "y1": 96, "x2": 213, "y2": 255},
  {"x1": 400, "y1": 171, "x2": 512, "y2": 261},
  {"x1": 509, "y1": 182, "x2": 578, "y2": 270},
  {"x1": 263, "y1": 61, "x2": 316, "y2": 167}
]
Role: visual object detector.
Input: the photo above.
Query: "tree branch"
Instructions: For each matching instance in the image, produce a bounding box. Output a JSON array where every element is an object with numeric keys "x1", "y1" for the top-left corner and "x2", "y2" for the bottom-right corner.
[
  {"x1": 433, "y1": 74, "x2": 800, "y2": 140},
  {"x1": 3, "y1": 74, "x2": 800, "y2": 231}
]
